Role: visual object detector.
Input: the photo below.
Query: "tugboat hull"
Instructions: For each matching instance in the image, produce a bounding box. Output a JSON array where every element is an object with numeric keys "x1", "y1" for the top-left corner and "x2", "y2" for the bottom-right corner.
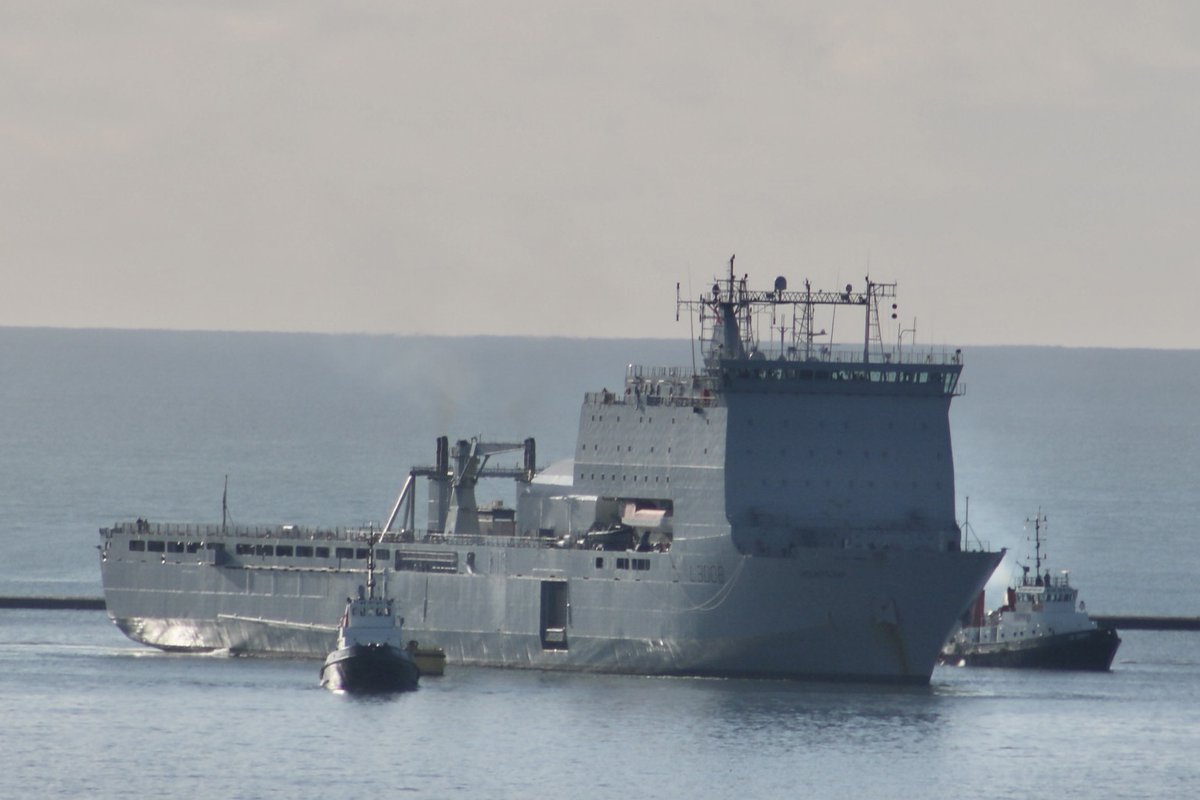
[
  {"x1": 944, "y1": 626, "x2": 1121, "y2": 671},
  {"x1": 320, "y1": 643, "x2": 420, "y2": 693}
]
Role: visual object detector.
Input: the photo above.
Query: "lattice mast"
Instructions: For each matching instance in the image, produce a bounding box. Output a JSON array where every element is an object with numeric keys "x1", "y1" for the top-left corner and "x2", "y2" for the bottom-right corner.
[{"x1": 676, "y1": 256, "x2": 898, "y2": 370}]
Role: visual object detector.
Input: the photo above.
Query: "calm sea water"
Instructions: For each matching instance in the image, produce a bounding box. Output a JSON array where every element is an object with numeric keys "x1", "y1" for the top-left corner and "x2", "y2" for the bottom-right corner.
[{"x1": 2, "y1": 329, "x2": 1199, "y2": 798}]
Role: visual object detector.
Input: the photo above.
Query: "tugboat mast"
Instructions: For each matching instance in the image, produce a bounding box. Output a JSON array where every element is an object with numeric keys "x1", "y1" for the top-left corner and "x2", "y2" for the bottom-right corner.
[{"x1": 1027, "y1": 511, "x2": 1048, "y2": 580}]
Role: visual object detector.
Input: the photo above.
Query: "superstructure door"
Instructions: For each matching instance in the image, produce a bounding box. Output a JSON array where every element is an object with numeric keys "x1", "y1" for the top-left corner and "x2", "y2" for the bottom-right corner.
[{"x1": 539, "y1": 580, "x2": 569, "y2": 650}]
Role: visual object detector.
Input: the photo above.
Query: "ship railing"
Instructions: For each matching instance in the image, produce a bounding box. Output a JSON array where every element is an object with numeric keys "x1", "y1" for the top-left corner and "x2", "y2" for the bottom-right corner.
[
  {"x1": 584, "y1": 390, "x2": 720, "y2": 408},
  {"x1": 691, "y1": 343, "x2": 964, "y2": 366},
  {"x1": 589, "y1": 368, "x2": 721, "y2": 409},
  {"x1": 625, "y1": 364, "x2": 695, "y2": 381},
  {"x1": 417, "y1": 532, "x2": 552, "y2": 549},
  {"x1": 104, "y1": 521, "x2": 387, "y2": 543},
  {"x1": 622, "y1": 352, "x2": 965, "y2": 376},
  {"x1": 102, "y1": 520, "x2": 571, "y2": 552}
]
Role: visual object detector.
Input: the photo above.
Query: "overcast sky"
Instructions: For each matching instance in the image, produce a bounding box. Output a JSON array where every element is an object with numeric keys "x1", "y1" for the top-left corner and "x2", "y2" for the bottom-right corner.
[{"x1": 3, "y1": 2, "x2": 1198, "y2": 347}]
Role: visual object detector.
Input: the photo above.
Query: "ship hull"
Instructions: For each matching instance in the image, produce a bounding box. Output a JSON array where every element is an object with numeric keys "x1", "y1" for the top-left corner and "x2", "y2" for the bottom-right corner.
[
  {"x1": 320, "y1": 643, "x2": 420, "y2": 693},
  {"x1": 101, "y1": 538, "x2": 1001, "y2": 685},
  {"x1": 942, "y1": 626, "x2": 1121, "y2": 671}
]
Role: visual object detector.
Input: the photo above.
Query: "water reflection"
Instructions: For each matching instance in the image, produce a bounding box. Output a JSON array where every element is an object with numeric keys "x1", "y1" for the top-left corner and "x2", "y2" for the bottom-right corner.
[{"x1": 663, "y1": 678, "x2": 947, "y2": 756}]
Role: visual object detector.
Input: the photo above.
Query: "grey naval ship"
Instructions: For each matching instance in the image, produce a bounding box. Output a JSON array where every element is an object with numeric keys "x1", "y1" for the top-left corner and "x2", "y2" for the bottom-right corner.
[{"x1": 100, "y1": 260, "x2": 1003, "y2": 684}]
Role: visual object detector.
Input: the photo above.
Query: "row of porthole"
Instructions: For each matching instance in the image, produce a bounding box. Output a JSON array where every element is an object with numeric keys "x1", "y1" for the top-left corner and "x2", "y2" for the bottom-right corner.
[
  {"x1": 580, "y1": 473, "x2": 671, "y2": 484},
  {"x1": 590, "y1": 414, "x2": 711, "y2": 427},
  {"x1": 580, "y1": 446, "x2": 720, "y2": 457},
  {"x1": 127, "y1": 539, "x2": 374, "y2": 561}
]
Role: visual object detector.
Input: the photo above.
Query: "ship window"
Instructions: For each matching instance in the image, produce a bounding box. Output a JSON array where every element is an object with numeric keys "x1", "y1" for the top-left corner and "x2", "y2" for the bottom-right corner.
[
  {"x1": 186, "y1": 542, "x2": 200, "y2": 553},
  {"x1": 396, "y1": 550, "x2": 459, "y2": 573},
  {"x1": 236, "y1": 543, "x2": 253, "y2": 555},
  {"x1": 296, "y1": 545, "x2": 314, "y2": 557},
  {"x1": 617, "y1": 557, "x2": 630, "y2": 569},
  {"x1": 595, "y1": 557, "x2": 604, "y2": 569},
  {"x1": 255, "y1": 544, "x2": 273, "y2": 556},
  {"x1": 147, "y1": 540, "x2": 165, "y2": 552},
  {"x1": 167, "y1": 541, "x2": 185, "y2": 553},
  {"x1": 128, "y1": 540, "x2": 145, "y2": 552},
  {"x1": 276, "y1": 545, "x2": 294, "y2": 557},
  {"x1": 355, "y1": 548, "x2": 369, "y2": 559},
  {"x1": 376, "y1": 549, "x2": 390, "y2": 560},
  {"x1": 316, "y1": 547, "x2": 330, "y2": 558},
  {"x1": 335, "y1": 547, "x2": 353, "y2": 559}
]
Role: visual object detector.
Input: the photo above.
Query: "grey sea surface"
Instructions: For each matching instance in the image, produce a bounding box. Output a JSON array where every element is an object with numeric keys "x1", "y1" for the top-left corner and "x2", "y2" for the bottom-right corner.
[{"x1": 2, "y1": 329, "x2": 1198, "y2": 798}]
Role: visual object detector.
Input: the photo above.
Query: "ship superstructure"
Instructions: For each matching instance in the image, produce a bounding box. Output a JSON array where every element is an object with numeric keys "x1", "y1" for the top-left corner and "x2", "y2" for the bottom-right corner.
[{"x1": 100, "y1": 259, "x2": 1002, "y2": 684}]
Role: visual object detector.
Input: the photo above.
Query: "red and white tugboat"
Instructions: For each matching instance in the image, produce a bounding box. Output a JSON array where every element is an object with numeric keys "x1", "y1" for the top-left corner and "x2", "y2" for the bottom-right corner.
[
  {"x1": 940, "y1": 512, "x2": 1121, "y2": 671},
  {"x1": 320, "y1": 543, "x2": 420, "y2": 693}
]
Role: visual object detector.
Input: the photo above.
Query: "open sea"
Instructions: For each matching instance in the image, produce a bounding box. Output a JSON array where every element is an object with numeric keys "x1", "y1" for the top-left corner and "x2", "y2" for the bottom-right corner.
[{"x1": 2, "y1": 328, "x2": 1198, "y2": 799}]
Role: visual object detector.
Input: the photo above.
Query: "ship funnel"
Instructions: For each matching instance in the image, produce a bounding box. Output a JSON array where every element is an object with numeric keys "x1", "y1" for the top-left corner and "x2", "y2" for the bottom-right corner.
[
  {"x1": 427, "y1": 436, "x2": 452, "y2": 533},
  {"x1": 436, "y1": 435, "x2": 449, "y2": 477},
  {"x1": 523, "y1": 438, "x2": 537, "y2": 481}
]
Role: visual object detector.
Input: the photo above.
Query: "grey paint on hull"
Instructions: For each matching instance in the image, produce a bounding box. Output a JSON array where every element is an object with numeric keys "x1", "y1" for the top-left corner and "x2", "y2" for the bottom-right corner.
[{"x1": 103, "y1": 541, "x2": 1001, "y2": 683}]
